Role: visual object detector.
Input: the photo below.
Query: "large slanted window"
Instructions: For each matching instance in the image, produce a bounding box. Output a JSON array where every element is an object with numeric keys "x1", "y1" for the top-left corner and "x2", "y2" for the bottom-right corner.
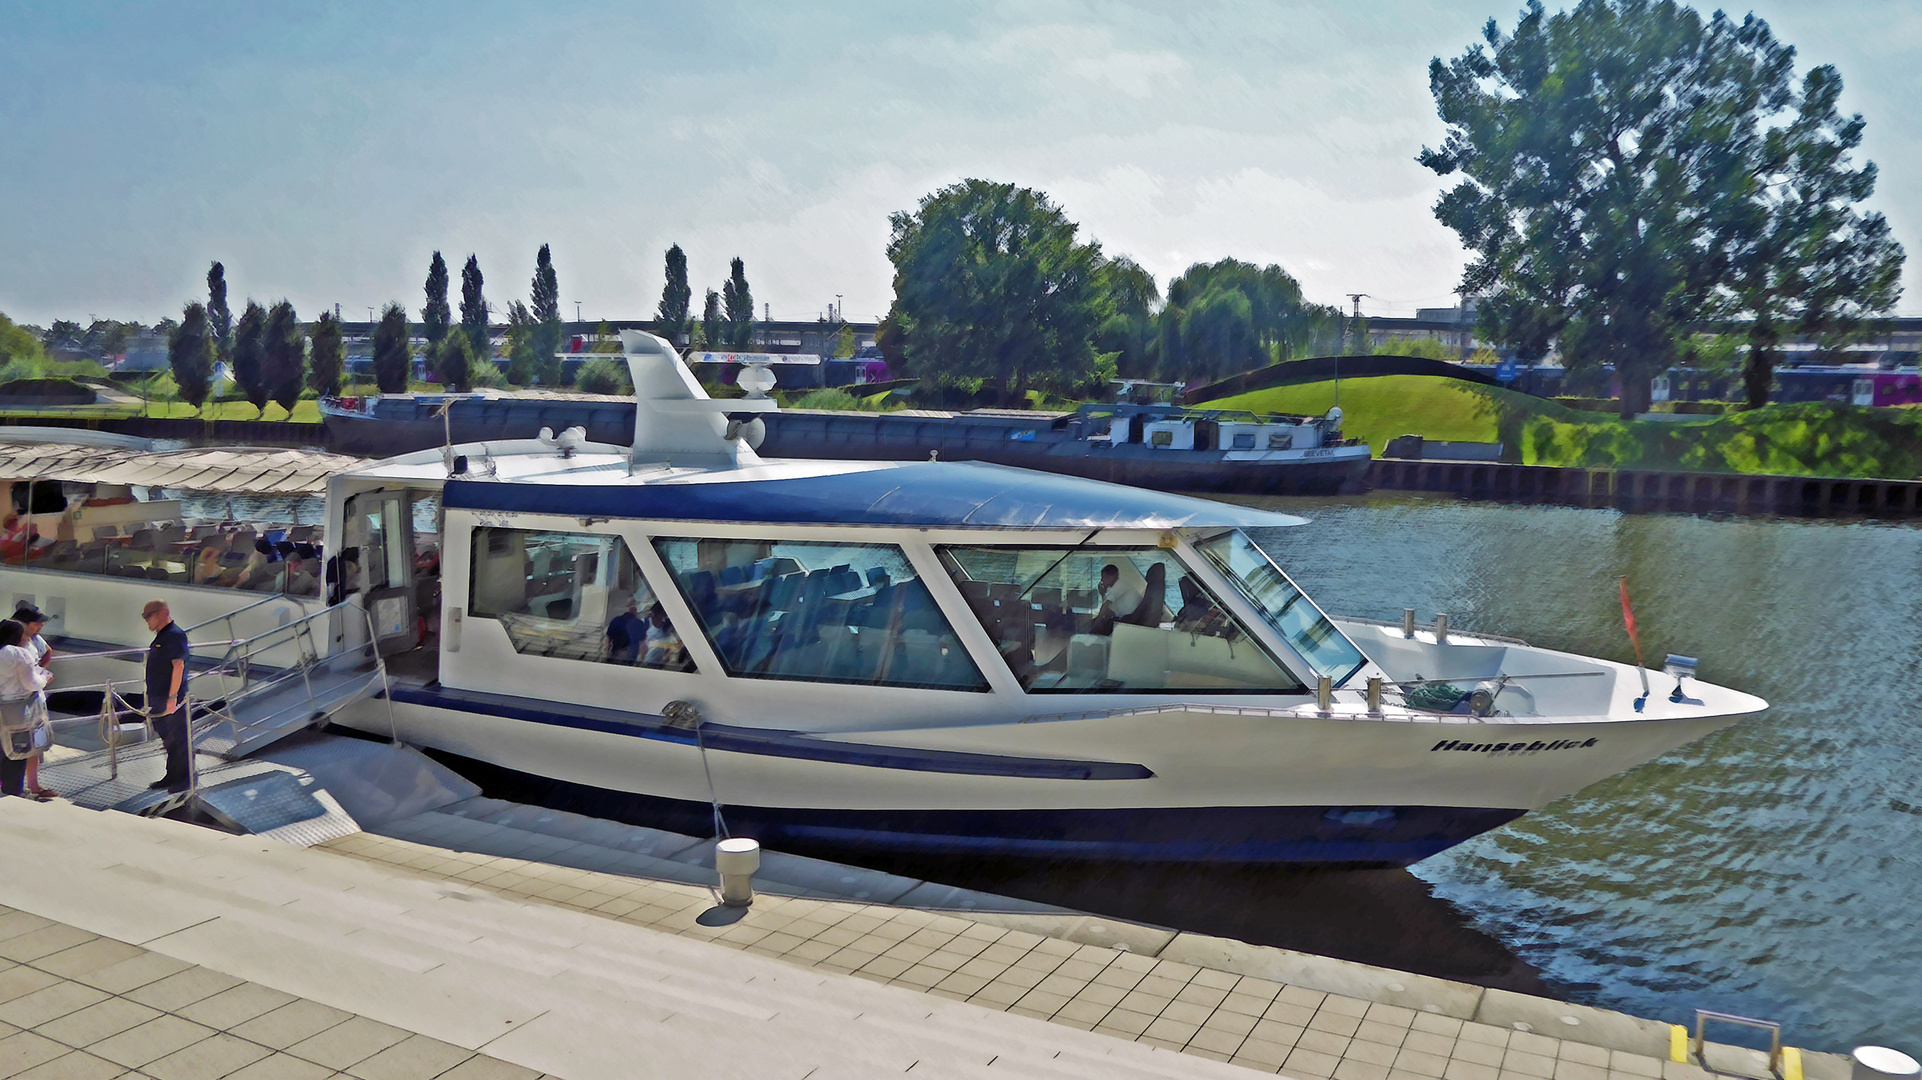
[
  {"x1": 653, "y1": 537, "x2": 988, "y2": 691},
  {"x1": 1195, "y1": 530, "x2": 1365, "y2": 685},
  {"x1": 936, "y1": 546, "x2": 1302, "y2": 694},
  {"x1": 469, "y1": 527, "x2": 693, "y2": 672}
]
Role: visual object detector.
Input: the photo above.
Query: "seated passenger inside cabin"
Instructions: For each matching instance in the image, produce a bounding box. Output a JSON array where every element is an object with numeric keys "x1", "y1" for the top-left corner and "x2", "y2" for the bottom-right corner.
[
  {"x1": 472, "y1": 526, "x2": 696, "y2": 673},
  {"x1": 938, "y1": 545, "x2": 1299, "y2": 694},
  {"x1": 651, "y1": 537, "x2": 986, "y2": 691},
  {"x1": 642, "y1": 604, "x2": 682, "y2": 667},
  {"x1": 605, "y1": 598, "x2": 645, "y2": 663}
]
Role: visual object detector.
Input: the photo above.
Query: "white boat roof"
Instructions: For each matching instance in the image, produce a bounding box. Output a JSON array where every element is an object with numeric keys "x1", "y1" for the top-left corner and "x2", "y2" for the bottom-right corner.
[
  {"x1": 349, "y1": 444, "x2": 1306, "y2": 530},
  {"x1": 348, "y1": 329, "x2": 1309, "y2": 531}
]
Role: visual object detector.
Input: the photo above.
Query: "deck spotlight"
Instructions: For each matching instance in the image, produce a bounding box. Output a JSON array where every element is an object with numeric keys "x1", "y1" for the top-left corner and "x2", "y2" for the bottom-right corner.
[{"x1": 1665, "y1": 654, "x2": 1698, "y2": 702}]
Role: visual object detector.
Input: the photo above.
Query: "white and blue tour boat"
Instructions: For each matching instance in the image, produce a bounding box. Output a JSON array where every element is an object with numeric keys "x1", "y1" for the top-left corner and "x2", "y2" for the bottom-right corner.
[{"x1": 2, "y1": 332, "x2": 1766, "y2": 864}]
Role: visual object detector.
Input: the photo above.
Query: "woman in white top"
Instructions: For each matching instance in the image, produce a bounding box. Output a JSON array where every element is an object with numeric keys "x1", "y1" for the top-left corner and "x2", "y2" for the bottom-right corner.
[
  {"x1": 0, "y1": 619, "x2": 52, "y2": 799},
  {"x1": 10, "y1": 605, "x2": 55, "y2": 799}
]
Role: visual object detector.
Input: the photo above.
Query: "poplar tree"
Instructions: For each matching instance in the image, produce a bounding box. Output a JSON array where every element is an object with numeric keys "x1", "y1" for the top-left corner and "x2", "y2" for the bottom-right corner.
[
  {"x1": 371, "y1": 303, "x2": 412, "y2": 394},
  {"x1": 206, "y1": 262, "x2": 233, "y2": 365},
  {"x1": 168, "y1": 302, "x2": 213, "y2": 409},
  {"x1": 233, "y1": 301, "x2": 268, "y2": 410},
  {"x1": 530, "y1": 244, "x2": 562, "y2": 385},
  {"x1": 422, "y1": 251, "x2": 451, "y2": 345},
  {"x1": 701, "y1": 289, "x2": 722, "y2": 351},
  {"x1": 309, "y1": 311, "x2": 344, "y2": 397},
  {"x1": 459, "y1": 254, "x2": 488, "y2": 357},
  {"x1": 263, "y1": 300, "x2": 305, "y2": 414},
  {"x1": 656, "y1": 244, "x2": 691, "y2": 344},
  {"x1": 722, "y1": 256, "x2": 755, "y2": 348}
]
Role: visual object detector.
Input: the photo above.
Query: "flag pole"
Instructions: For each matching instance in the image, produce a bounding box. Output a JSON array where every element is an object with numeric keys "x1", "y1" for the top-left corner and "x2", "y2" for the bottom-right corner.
[{"x1": 1618, "y1": 576, "x2": 1650, "y2": 709}]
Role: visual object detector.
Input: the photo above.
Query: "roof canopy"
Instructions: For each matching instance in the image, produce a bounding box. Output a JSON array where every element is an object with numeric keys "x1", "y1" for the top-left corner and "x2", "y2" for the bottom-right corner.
[
  {"x1": 0, "y1": 442, "x2": 362, "y2": 495},
  {"x1": 444, "y1": 460, "x2": 1305, "y2": 530}
]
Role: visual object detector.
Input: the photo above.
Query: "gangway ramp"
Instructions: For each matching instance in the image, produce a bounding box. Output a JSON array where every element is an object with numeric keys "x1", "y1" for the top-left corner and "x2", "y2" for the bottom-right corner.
[
  {"x1": 187, "y1": 599, "x2": 393, "y2": 759},
  {"x1": 41, "y1": 731, "x2": 474, "y2": 845},
  {"x1": 43, "y1": 600, "x2": 396, "y2": 816}
]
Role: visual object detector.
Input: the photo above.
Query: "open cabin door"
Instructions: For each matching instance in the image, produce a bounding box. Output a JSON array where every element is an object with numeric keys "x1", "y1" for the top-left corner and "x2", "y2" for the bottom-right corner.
[{"x1": 347, "y1": 489, "x2": 416, "y2": 656}]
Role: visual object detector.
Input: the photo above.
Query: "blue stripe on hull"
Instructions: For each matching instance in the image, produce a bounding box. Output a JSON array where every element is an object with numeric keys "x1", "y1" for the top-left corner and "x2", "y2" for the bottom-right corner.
[{"x1": 421, "y1": 748, "x2": 1524, "y2": 866}]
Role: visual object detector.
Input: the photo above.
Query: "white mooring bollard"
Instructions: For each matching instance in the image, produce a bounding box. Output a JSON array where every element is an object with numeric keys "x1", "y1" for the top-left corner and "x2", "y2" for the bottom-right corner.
[
  {"x1": 715, "y1": 838, "x2": 761, "y2": 908},
  {"x1": 1853, "y1": 1048, "x2": 1921, "y2": 1080}
]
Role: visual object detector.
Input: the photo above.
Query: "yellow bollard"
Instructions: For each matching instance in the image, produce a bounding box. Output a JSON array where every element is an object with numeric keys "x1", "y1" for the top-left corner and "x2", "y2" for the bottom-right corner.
[
  {"x1": 1782, "y1": 1047, "x2": 1803, "y2": 1080},
  {"x1": 1671, "y1": 1025, "x2": 1690, "y2": 1064}
]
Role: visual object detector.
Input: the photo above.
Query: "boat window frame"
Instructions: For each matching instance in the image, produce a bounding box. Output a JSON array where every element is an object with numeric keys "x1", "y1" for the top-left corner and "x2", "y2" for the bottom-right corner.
[
  {"x1": 466, "y1": 523, "x2": 696, "y2": 673},
  {"x1": 933, "y1": 541, "x2": 1307, "y2": 696},
  {"x1": 1192, "y1": 529, "x2": 1367, "y2": 687},
  {"x1": 651, "y1": 534, "x2": 992, "y2": 694}
]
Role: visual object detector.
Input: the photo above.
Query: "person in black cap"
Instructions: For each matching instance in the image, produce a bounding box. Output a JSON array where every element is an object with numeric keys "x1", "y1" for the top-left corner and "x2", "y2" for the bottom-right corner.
[
  {"x1": 10, "y1": 605, "x2": 54, "y2": 799},
  {"x1": 140, "y1": 599, "x2": 191, "y2": 792}
]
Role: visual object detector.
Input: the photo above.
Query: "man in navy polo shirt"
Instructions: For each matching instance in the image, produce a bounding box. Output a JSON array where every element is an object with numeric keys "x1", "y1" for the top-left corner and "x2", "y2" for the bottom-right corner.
[{"x1": 141, "y1": 599, "x2": 191, "y2": 792}]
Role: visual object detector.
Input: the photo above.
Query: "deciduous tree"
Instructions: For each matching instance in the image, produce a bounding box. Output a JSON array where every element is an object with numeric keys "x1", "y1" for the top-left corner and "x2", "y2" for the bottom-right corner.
[
  {"x1": 167, "y1": 302, "x2": 213, "y2": 409},
  {"x1": 1420, "y1": 0, "x2": 1901, "y2": 417},
  {"x1": 422, "y1": 252, "x2": 451, "y2": 346},
  {"x1": 1093, "y1": 256, "x2": 1159, "y2": 380},
  {"x1": 262, "y1": 300, "x2": 305, "y2": 414},
  {"x1": 1726, "y1": 63, "x2": 1905, "y2": 408},
  {"x1": 233, "y1": 301, "x2": 267, "y2": 410},
  {"x1": 372, "y1": 303, "x2": 412, "y2": 394},
  {"x1": 884, "y1": 179, "x2": 1105, "y2": 401},
  {"x1": 435, "y1": 328, "x2": 475, "y2": 392},
  {"x1": 309, "y1": 311, "x2": 343, "y2": 397}
]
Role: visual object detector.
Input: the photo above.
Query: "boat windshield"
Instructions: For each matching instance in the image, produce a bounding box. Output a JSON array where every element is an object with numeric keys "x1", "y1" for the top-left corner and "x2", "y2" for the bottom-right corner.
[{"x1": 1194, "y1": 531, "x2": 1365, "y2": 685}]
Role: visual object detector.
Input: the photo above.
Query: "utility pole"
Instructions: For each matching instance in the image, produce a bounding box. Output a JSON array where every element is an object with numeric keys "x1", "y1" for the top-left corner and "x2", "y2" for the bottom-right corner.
[
  {"x1": 1339, "y1": 293, "x2": 1369, "y2": 410},
  {"x1": 574, "y1": 301, "x2": 582, "y2": 323}
]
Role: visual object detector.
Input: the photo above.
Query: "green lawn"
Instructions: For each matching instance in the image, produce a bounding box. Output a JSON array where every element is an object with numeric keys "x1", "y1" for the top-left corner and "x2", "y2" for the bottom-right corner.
[
  {"x1": 1202, "y1": 374, "x2": 1922, "y2": 479},
  {"x1": 0, "y1": 400, "x2": 323, "y2": 423}
]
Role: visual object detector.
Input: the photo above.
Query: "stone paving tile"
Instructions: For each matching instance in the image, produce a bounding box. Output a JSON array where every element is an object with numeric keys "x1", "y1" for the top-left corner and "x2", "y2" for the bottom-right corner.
[{"x1": 318, "y1": 826, "x2": 1801, "y2": 1080}]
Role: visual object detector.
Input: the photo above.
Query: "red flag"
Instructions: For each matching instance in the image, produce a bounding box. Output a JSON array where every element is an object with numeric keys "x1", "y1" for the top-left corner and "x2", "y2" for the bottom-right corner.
[{"x1": 1618, "y1": 577, "x2": 1644, "y2": 664}]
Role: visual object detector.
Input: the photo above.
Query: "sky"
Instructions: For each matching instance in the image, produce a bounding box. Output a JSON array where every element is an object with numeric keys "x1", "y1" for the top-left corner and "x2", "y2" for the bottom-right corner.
[{"x1": 2, "y1": 0, "x2": 1919, "y2": 329}]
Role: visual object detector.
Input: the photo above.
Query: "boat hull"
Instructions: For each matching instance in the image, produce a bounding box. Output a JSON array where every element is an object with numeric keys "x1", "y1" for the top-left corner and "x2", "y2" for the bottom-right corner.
[{"x1": 328, "y1": 685, "x2": 1755, "y2": 866}]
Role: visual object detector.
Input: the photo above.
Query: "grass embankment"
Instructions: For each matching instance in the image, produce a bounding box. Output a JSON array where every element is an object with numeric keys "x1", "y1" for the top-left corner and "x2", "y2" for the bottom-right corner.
[
  {"x1": 0, "y1": 400, "x2": 324, "y2": 422},
  {"x1": 1203, "y1": 374, "x2": 1922, "y2": 479}
]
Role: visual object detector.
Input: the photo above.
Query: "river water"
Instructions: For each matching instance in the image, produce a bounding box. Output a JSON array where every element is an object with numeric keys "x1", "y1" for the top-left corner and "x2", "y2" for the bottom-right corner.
[
  {"x1": 1236, "y1": 493, "x2": 1922, "y2": 1053},
  {"x1": 181, "y1": 488, "x2": 1921, "y2": 1048}
]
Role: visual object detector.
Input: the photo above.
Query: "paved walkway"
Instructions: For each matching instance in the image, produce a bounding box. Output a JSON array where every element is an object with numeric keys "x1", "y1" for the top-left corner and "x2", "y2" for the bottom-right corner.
[
  {"x1": 0, "y1": 911, "x2": 539, "y2": 1079},
  {"x1": 324, "y1": 800, "x2": 1835, "y2": 1080},
  {"x1": 0, "y1": 798, "x2": 1246, "y2": 1079}
]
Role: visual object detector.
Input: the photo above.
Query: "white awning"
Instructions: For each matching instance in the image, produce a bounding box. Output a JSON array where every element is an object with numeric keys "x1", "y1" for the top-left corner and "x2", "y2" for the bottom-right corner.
[{"x1": 0, "y1": 443, "x2": 360, "y2": 495}]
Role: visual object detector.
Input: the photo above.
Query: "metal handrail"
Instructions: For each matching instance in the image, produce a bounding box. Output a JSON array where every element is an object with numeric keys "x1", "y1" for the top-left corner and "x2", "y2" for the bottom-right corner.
[
  {"x1": 1335, "y1": 613, "x2": 1533, "y2": 647},
  {"x1": 1694, "y1": 1009, "x2": 1782, "y2": 1074},
  {"x1": 180, "y1": 592, "x2": 297, "y2": 635},
  {"x1": 45, "y1": 598, "x2": 395, "y2": 800}
]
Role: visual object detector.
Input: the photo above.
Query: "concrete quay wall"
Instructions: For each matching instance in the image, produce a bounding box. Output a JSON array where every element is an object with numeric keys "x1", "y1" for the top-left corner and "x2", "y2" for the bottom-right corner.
[{"x1": 1369, "y1": 459, "x2": 1922, "y2": 518}]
